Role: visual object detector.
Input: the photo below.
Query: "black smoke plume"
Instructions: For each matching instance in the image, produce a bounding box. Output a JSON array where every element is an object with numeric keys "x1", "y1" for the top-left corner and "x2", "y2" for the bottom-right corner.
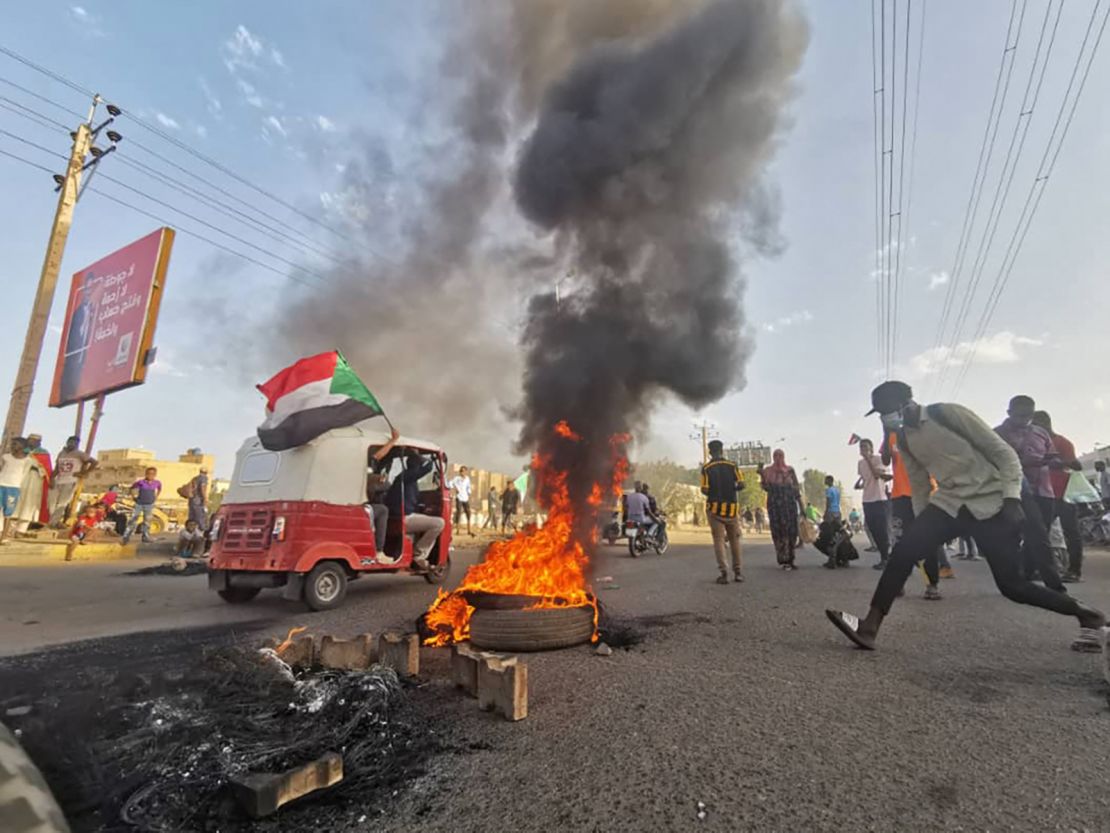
[{"x1": 511, "y1": 0, "x2": 808, "y2": 508}]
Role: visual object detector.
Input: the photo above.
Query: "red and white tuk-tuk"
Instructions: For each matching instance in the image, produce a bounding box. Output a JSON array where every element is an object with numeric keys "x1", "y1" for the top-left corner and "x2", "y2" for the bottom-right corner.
[{"x1": 207, "y1": 421, "x2": 452, "y2": 611}]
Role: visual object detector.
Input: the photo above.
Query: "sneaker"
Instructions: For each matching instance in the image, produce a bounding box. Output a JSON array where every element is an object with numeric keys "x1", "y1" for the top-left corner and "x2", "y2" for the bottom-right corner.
[
  {"x1": 924, "y1": 585, "x2": 942, "y2": 601},
  {"x1": 412, "y1": 557, "x2": 430, "y2": 572},
  {"x1": 939, "y1": 566, "x2": 955, "y2": 580},
  {"x1": 733, "y1": 573, "x2": 745, "y2": 583},
  {"x1": 864, "y1": 546, "x2": 878, "y2": 553},
  {"x1": 872, "y1": 560, "x2": 887, "y2": 571},
  {"x1": 715, "y1": 574, "x2": 729, "y2": 585}
]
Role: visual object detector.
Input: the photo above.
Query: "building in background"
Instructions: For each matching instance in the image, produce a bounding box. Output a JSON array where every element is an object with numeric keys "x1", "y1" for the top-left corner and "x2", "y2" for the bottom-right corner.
[{"x1": 723, "y1": 442, "x2": 772, "y2": 467}]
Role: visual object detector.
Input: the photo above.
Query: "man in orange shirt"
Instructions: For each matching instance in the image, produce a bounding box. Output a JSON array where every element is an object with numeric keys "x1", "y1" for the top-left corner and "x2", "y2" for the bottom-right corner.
[{"x1": 882, "y1": 430, "x2": 954, "y2": 600}]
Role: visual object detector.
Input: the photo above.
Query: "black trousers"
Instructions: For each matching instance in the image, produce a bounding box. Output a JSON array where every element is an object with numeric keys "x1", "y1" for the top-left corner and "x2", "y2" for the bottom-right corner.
[
  {"x1": 863, "y1": 501, "x2": 891, "y2": 560},
  {"x1": 871, "y1": 504, "x2": 1081, "y2": 618},
  {"x1": 1054, "y1": 499, "x2": 1083, "y2": 576},
  {"x1": 1020, "y1": 493, "x2": 1064, "y2": 591},
  {"x1": 891, "y1": 496, "x2": 944, "y2": 586}
]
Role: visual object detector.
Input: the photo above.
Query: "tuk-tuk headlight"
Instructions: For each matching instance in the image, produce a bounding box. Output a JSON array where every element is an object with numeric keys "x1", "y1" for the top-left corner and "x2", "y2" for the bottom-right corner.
[
  {"x1": 272, "y1": 516, "x2": 286, "y2": 542},
  {"x1": 210, "y1": 517, "x2": 222, "y2": 539}
]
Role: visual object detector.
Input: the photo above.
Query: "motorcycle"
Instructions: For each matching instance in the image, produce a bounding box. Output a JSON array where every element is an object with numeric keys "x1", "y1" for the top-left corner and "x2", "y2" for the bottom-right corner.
[
  {"x1": 601, "y1": 510, "x2": 622, "y2": 545},
  {"x1": 624, "y1": 515, "x2": 669, "y2": 557}
]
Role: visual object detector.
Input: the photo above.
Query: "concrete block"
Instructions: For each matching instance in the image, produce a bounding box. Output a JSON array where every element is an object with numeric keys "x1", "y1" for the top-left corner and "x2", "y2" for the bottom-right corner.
[
  {"x1": 280, "y1": 636, "x2": 316, "y2": 669},
  {"x1": 477, "y1": 658, "x2": 527, "y2": 721},
  {"x1": 230, "y1": 752, "x2": 343, "y2": 818},
  {"x1": 377, "y1": 632, "x2": 419, "y2": 677},
  {"x1": 318, "y1": 633, "x2": 374, "y2": 671},
  {"x1": 451, "y1": 644, "x2": 517, "y2": 697}
]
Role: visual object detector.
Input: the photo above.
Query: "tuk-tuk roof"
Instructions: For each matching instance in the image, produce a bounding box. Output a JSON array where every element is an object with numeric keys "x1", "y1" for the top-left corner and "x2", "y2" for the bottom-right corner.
[{"x1": 223, "y1": 420, "x2": 444, "y2": 506}]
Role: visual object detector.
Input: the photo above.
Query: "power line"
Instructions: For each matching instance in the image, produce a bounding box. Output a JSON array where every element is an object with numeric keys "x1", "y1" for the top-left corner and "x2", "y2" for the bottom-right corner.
[
  {"x1": 94, "y1": 169, "x2": 332, "y2": 287},
  {"x1": 952, "y1": 0, "x2": 1109, "y2": 394},
  {"x1": 0, "y1": 98, "x2": 67, "y2": 133},
  {"x1": 0, "y1": 145, "x2": 54, "y2": 174},
  {"x1": 893, "y1": 0, "x2": 927, "y2": 375},
  {"x1": 0, "y1": 93, "x2": 353, "y2": 271},
  {"x1": 871, "y1": 0, "x2": 884, "y2": 366},
  {"x1": 123, "y1": 137, "x2": 342, "y2": 259},
  {"x1": 0, "y1": 137, "x2": 318, "y2": 289},
  {"x1": 0, "y1": 126, "x2": 67, "y2": 161},
  {"x1": 0, "y1": 93, "x2": 68, "y2": 130},
  {"x1": 0, "y1": 75, "x2": 85, "y2": 120},
  {"x1": 0, "y1": 42, "x2": 361, "y2": 250},
  {"x1": 0, "y1": 44, "x2": 95, "y2": 98},
  {"x1": 938, "y1": 0, "x2": 1061, "y2": 394},
  {"x1": 928, "y1": 0, "x2": 1025, "y2": 390},
  {"x1": 88, "y1": 187, "x2": 317, "y2": 289}
]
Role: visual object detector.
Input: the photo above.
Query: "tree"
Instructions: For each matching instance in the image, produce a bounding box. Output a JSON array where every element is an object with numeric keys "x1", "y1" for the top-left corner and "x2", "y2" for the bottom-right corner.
[
  {"x1": 737, "y1": 467, "x2": 766, "y2": 512},
  {"x1": 801, "y1": 468, "x2": 831, "y2": 509}
]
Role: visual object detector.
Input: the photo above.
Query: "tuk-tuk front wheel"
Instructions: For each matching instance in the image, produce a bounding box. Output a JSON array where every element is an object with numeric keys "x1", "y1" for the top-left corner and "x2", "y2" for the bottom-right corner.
[
  {"x1": 304, "y1": 562, "x2": 348, "y2": 611},
  {"x1": 218, "y1": 587, "x2": 260, "y2": 604}
]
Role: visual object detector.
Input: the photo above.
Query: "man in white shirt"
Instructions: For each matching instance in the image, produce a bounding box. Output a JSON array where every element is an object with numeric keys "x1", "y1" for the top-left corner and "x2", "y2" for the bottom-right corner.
[
  {"x1": 0, "y1": 438, "x2": 34, "y2": 545},
  {"x1": 50, "y1": 435, "x2": 95, "y2": 527},
  {"x1": 855, "y1": 438, "x2": 892, "y2": 569},
  {"x1": 449, "y1": 466, "x2": 475, "y2": 537}
]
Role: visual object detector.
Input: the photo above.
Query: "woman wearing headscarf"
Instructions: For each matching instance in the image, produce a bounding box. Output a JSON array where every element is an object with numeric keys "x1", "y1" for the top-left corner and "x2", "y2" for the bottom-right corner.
[{"x1": 759, "y1": 449, "x2": 805, "y2": 570}]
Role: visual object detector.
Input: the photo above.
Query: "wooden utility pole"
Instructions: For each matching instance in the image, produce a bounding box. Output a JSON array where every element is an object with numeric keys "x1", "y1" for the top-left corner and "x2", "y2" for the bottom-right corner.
[
  {"x1": 3, "y1": 97, "x2": 101, "y2": 445},
  {"x1": 689, "y1": 420, "x2": 719, "y2": 465}
]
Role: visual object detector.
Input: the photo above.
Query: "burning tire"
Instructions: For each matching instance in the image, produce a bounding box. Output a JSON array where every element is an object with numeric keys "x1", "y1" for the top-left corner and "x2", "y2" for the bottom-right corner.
[
  {"x1": 469, "y1": 605, "x2": 595, "y2": 652},
  {"x1": 0, "y1": 721, "x2": 70, "y2": 833}
]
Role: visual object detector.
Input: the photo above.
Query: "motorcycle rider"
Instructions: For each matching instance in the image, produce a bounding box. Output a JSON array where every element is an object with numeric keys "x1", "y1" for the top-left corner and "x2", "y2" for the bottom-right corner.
[{"x1": 639, "y1": 483, "x2": 666, "y2": 545}]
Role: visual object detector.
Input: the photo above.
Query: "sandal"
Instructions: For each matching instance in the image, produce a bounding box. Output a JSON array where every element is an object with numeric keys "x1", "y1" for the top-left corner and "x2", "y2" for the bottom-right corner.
[
  {"x1": 1070, "y1": 627, "x2": 1105, "y2": 653},
  {"x1": 825, "y1": 609, "x2": 876, "y2": 650}
]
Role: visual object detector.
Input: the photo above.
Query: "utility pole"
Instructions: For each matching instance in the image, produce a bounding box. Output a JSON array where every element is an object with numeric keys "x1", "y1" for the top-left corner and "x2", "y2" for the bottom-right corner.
[
  {"x1": 3, "y1": 95, "x2": 122, "y2": 444},
  {"x1": 689, "y1": 419, "x2": 719, "y2": 465}
]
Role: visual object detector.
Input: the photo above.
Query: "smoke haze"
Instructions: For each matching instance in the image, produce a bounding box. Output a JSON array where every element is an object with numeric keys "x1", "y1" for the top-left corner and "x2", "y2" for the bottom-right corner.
[
  {"x1": 511, "y1": 0, "x2": 808, "y2": 504},
  {"x1": 250, "y1": 0, "x2": 806, "y2": 481}
]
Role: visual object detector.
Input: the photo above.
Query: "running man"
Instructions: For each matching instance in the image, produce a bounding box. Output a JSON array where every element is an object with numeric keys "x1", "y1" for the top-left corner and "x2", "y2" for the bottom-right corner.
[{"x1": 827, "y1": 381, "x2": 1106, "y2": 653}]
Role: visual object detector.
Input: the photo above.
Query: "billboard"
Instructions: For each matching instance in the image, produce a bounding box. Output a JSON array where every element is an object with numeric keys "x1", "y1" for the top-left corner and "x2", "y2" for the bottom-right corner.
[
  {"x1": 49, "y1": 227, "x2": 175, "y2": 407},
  {"x1": 723, "y1": 442, "x2": 773, "y2": 467}
]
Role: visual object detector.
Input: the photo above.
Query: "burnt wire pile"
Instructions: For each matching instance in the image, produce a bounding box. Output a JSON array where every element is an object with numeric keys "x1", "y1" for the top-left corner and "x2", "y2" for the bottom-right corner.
[{"x1": 15, "y1": 646, "x2": 446, "y2": 832}]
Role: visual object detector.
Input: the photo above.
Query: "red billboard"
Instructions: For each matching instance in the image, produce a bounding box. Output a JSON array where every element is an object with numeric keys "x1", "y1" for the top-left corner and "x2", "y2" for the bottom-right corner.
[{"x1": 49, "y1": 227, "x2": 175, "y2": 407}]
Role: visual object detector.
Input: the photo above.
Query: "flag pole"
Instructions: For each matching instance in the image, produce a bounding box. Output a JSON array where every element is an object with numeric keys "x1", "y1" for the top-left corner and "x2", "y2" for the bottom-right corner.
[{"x1": 381, "y1": 412, "x2": 397, "y2": 434}]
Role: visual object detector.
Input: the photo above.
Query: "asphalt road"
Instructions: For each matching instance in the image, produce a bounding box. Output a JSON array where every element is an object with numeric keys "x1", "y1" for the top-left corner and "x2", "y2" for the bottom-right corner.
[{"x1": 3, "y1": 533, "x2": 1110, "y2": 831}]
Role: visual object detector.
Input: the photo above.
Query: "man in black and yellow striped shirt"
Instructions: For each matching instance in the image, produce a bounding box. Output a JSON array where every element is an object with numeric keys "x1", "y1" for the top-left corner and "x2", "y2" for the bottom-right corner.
[{"x1": 701, "y1": 440, "x2": 745, "y2": 584}]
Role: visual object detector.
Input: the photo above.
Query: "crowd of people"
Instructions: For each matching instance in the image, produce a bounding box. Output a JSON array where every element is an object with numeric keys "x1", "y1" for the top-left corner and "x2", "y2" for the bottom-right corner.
[
  {"x1": 0, "y1": 432, "x2": 215, "y2": 561},
  {"x1": 825, "y1": 382, "x2": 1106, "y2": 654},
  {"x1": 696, "y1": 381, "x2": 1108, "y2": 657}
]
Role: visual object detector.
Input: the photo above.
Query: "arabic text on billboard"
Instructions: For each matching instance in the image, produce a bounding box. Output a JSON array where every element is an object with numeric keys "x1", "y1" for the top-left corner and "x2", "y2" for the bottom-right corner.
[{"x1": 49, "y1": 227, "x2": 174, "y2": 407}]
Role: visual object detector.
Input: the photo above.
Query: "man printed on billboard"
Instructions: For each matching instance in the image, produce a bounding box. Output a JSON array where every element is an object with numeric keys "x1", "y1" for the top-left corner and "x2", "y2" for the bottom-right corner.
[{"x1": 59, "y1": 272, "x2": 97, "y2": 404}]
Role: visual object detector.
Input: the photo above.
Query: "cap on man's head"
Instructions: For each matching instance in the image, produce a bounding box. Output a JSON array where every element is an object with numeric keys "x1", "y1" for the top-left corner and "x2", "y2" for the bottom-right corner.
[
  {"x1": 1008, "y1": 394, "x2": 1035, "y2": 413},
  {"x1": 865, "y1": 380, "x2": 913, "y2": 415},
  {"x1": 707, "y1": 439, "x2": 724, "y2": 454},
  {"x1": 67, "y1": 435, "x2": 80, "y2": 443}
]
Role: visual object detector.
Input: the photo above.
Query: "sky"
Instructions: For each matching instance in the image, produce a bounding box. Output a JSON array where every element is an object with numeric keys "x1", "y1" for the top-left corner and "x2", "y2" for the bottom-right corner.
[{"x1": 0, "y1": 0, "x2": 1107, "y2": 487}]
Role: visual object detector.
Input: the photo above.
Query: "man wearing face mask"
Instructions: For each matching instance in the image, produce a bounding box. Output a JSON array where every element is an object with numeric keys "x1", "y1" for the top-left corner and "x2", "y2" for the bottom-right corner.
[
  {"x1": 994, "y1": 395, "x2": 1064, "y2": 592},
  {"x1": 826, "y1": 381, "x2": 1106, "y2": 653}
]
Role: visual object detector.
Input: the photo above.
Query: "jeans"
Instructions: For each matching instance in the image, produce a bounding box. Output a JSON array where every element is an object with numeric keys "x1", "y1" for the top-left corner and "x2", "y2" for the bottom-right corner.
[
  {"x1": 863, "y1": 501, "x2": 891, "y2": 560},
  {"x1": 871, "y1": 505, "x2": 1080, "y2": 618},
  {"x1": 1020, "y1": 493, "x2": 1064, "y2": 591},
  {"x1": 125, "y1": 504, "x2": 155, "y2": 540},
  {"x1": 188, "y1": 500, "x2": 207, "y2": 528},
  {"x1": 365, "y1": 503, "x2": 388, "y2": 552},
  {"x1": 1054, "y1": 499, "x2": 1083, "y2": 576}
]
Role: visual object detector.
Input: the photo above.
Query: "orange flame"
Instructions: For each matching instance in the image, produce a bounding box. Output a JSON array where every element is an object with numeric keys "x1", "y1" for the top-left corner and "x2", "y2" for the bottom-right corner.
[
  {"x1": 275, "y1": 625, "x2": 307, "y2": 655},
  {"x1": 424, "y1": 424, "x2": 629, "y2": 647}
]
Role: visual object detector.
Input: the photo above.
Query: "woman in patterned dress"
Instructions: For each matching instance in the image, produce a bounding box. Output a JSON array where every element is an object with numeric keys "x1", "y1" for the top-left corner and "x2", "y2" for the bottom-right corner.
[{"x1": 759, "y1": 449, "x2": 805, "y2": 569}]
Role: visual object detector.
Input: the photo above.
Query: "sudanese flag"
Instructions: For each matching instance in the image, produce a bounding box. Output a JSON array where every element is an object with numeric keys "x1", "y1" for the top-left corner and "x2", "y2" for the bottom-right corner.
[{"x1": 257, "y1": 351, "x2": 385, "y2": 451}]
